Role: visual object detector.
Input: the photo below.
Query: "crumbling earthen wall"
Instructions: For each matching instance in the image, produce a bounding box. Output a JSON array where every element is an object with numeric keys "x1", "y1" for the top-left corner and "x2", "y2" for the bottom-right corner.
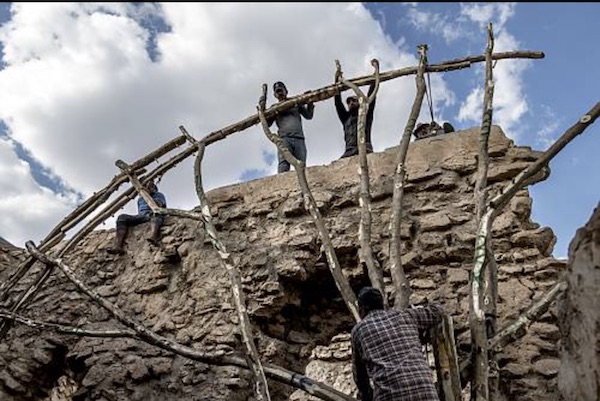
[
  {"x1": 0, "y1": 126, "x2": 564, "y2": 401},
  {"x1": 558, "y1": 205, "x2": 600, "y2": 401}
]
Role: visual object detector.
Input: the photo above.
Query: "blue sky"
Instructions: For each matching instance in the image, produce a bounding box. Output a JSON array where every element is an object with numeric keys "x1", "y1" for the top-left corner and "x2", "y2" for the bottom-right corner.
[{"x1": 0, "y1": 3, "x2": 598, "y2": 259}]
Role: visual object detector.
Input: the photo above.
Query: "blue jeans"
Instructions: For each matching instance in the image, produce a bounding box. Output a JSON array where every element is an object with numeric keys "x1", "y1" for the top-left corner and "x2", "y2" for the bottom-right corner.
[{"x1": 278, "y1": 136, "x2": 307, "y2": 173}]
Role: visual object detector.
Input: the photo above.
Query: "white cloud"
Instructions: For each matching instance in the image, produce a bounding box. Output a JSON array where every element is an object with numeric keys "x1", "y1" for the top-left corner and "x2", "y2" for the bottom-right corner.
[
  {"x1": 534, "y1": 105, "x2": 561, "y2": 148},
  {"x1": 460, "y1": 3, "x2": 516, "y2": 31},
  {"x1": 0, "y1": 3, "x2": 456, "y2": 244},
  {"x1": 405, "y1": 7, "x2": 468, "y2": 44},
  {"x1": 0, "y1": 138, "x2": 76, "y2": 246}
]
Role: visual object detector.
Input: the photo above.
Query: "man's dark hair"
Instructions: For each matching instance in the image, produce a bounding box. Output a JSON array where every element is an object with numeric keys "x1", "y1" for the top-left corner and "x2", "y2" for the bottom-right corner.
[
  {"x1": 443, "y1": 122, "x2": 455, "y2": 133},
  {"x1": 273, "y1": 81, "x2": 287, "y2": 91},
  {"x1": 358, "y1": 287, "x2": 384, "y2": 313},
  {"x1": 145, "y1": 181, "x2": 157, "y2": 192}
]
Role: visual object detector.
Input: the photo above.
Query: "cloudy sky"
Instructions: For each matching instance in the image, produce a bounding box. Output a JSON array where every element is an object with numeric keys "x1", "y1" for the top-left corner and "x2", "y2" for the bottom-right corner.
[{"x1": 0, "y1": 3, "x2": 598, "y2": 259}]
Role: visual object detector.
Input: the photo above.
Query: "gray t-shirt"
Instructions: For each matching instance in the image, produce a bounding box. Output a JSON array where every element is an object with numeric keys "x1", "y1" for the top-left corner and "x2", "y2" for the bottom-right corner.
[{"x1": 269, "y1": 103, "x2": 314, "y2": 139}]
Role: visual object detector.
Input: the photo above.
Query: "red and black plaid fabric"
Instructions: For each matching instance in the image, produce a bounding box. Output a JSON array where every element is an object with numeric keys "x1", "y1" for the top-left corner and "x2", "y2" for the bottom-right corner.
[{"x1": 351, "y1": 304, "x2": 443, "y2": 401}]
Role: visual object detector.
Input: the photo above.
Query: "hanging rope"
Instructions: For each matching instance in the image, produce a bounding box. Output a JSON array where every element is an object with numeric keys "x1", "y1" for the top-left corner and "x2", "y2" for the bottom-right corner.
[{"x1": 425, "y1": 69, "x2": 435, "y2": 124}]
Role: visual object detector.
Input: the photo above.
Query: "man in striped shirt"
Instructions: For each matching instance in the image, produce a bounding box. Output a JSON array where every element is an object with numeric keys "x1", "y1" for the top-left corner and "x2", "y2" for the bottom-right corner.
[{"x1": 351, "y1": 287, "x2": 443, "y2": 401}]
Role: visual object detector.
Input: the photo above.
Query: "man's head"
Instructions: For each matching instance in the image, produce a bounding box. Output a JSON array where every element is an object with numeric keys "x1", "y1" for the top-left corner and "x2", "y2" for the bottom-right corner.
[
  {"x1": 145, "y1": 181, "x2": 158, "y2": 194},
  {"x1": 413, "y1": 122, "x2": 429, "y2": 139},
  {"x1": 273, "y1": 81, "x2": 288, "y2": 101},
  {"x1": 443, "y1": 122, "x2": 455, "y2": 133},
  {"x1": 358, "y1": 286, "x2": 384, "y2": 318},
  {"x1": 346, "y1": 95, "x2": 359, "y2": 111}
]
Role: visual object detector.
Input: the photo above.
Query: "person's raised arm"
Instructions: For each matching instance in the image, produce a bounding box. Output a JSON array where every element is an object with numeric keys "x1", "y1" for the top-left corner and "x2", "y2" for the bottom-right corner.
[
  {"x1": 299, "y1": 90, "x2": 314, "y2": 120},
  {"x1": 334, "y1": 91, "x2": 348, "y2": 124},
  {"x1": 366, "y1": 82, "x2": 377, "y2": 124},
  {"x1": 300, "y1": 102, "x2": 314, "y2": 120},
  {"x1": 334, "y1": 71, "x2": 348, "y2": 123},
  {"x1": 259, "y1": 93, "x2": 276, "y2": 127},
  {"x1": 407, "y1": 303, "x2": 444, "y2": 331}
]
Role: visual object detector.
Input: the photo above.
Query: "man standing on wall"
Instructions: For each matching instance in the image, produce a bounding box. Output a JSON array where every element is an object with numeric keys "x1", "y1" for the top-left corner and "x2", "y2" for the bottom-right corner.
[
  {"x1": 265, "y1": 81, "x2": 315, "y2": 173},
  {"x1": 334, "y1": 70, "x2": 377, "y2": 159}
]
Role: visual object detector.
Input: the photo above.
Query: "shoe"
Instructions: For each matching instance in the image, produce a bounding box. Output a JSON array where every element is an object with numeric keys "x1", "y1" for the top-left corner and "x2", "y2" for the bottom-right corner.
[{"x1": 107, "y1": 248, "x2": 125, "y2": 255}]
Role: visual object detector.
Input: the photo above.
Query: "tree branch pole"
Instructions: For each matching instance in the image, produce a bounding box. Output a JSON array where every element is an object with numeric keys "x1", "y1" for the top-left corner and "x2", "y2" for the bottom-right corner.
[
  {"x1": 484, "y1": 241, "x2": 499, "y2": 400},
  {"x1": 0, "y1": 233, "x2": 67, "y2": 304},
  {"x1": 115, "y1": 160, "x2": 161, "y2": 211},
  {"x1": 24, "y1": 242, "x2": 355, "y2": 401},
  {"x1": 472, "y1": 102, "x2": 600, "y2": 347},
  {"x1": 257, "y1": 85, "x2": 360, "y2": 322},
  {"x1": 336, "y1": 59, "x2": 386, "y2": 304},
  {"x1": 179, "y1": 125, "x2": 271, "y2": 401},
  {"x1": 46, "y1": 50, "x2": 545, "y2": 259},
  {"x1": 457, "y1": 101, "x2": 600, "y2": 386},
  {"x1": 460, "y1": 279, "x2": 566, "y2": 381},
  {"x1": 389, "y1": 44, "x2": 429, "y2": 309},
  {"x1": 0, "y1": 169, "x2": 156, "y2": 339},
  {"x1": 0, "y1": 166, "x2": 146, "y2": 302},
  {"x1": 461, "y1": 103, "x2": 600, "y2": 393},
  {"x1": 59, "y1": 146, "x2": 196, "y2": 256},
  {"x1": 197, "y1": 52, "x2": 543, "y2": 148},
  {"x1": 474, "y1": 24, "x2": 495, "y2": 223},
  {"x1": 0, "y1": 265, "x2": 54, "y2": 338},
  {"x1": 489, "y1": 280, "x2": 565, "y2": 350},
  {"x1": 431, "y1": 314, "x2": 462, "y2": 401},
  {"x1": 490, "y1": 101, "x2": 600, "y2": 214},
  {"x1": 49, "y1": 133, "x2": 184, "y2": 240},
  {"x1": 4, "y1": 49, "x2": 544, "y2": 277},
  {"x1": 470, "y1": 22, "x2": 495, "y2": 401},
  {"x1": 0, "y1": 48, "x2": 547, "y2": 383},
  {"x1": 0, "y1": 310, "x2": 137, "y2": 338},
  {"x1": 469, "y1": 208, "x2": 492, "y2": 396}
]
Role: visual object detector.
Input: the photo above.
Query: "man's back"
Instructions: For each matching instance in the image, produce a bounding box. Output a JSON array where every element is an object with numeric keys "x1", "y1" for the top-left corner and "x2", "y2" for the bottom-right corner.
[{"x1": 351, "y1": 305, "x2": 442, "y2": 401}]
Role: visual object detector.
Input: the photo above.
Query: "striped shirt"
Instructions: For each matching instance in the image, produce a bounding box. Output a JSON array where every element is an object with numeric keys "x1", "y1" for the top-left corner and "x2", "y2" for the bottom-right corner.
[{"x1": 351, "y1": 304, "x2": 443, "y2": 401}]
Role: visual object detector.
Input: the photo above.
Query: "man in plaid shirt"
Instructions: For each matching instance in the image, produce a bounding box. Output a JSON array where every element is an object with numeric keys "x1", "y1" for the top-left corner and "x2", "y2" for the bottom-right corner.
[{"x1": 351, "y1": 287, "x2": 443, "y2": 401}]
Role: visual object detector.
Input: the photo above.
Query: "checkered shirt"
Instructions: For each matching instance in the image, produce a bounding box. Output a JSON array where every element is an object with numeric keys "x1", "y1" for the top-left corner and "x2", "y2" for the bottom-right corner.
[{"x1": 351, "y1": 304, "x2": 443, "y2": 401}]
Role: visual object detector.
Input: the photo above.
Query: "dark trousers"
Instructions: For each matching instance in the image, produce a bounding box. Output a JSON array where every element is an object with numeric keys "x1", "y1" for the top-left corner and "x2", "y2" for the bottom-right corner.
[
  {"x1": 116, "y1": 213, "x2": 164, "y2": 229},
  {"x1": 340, "y1": 143, "x2": 373, "y2": 159}
]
